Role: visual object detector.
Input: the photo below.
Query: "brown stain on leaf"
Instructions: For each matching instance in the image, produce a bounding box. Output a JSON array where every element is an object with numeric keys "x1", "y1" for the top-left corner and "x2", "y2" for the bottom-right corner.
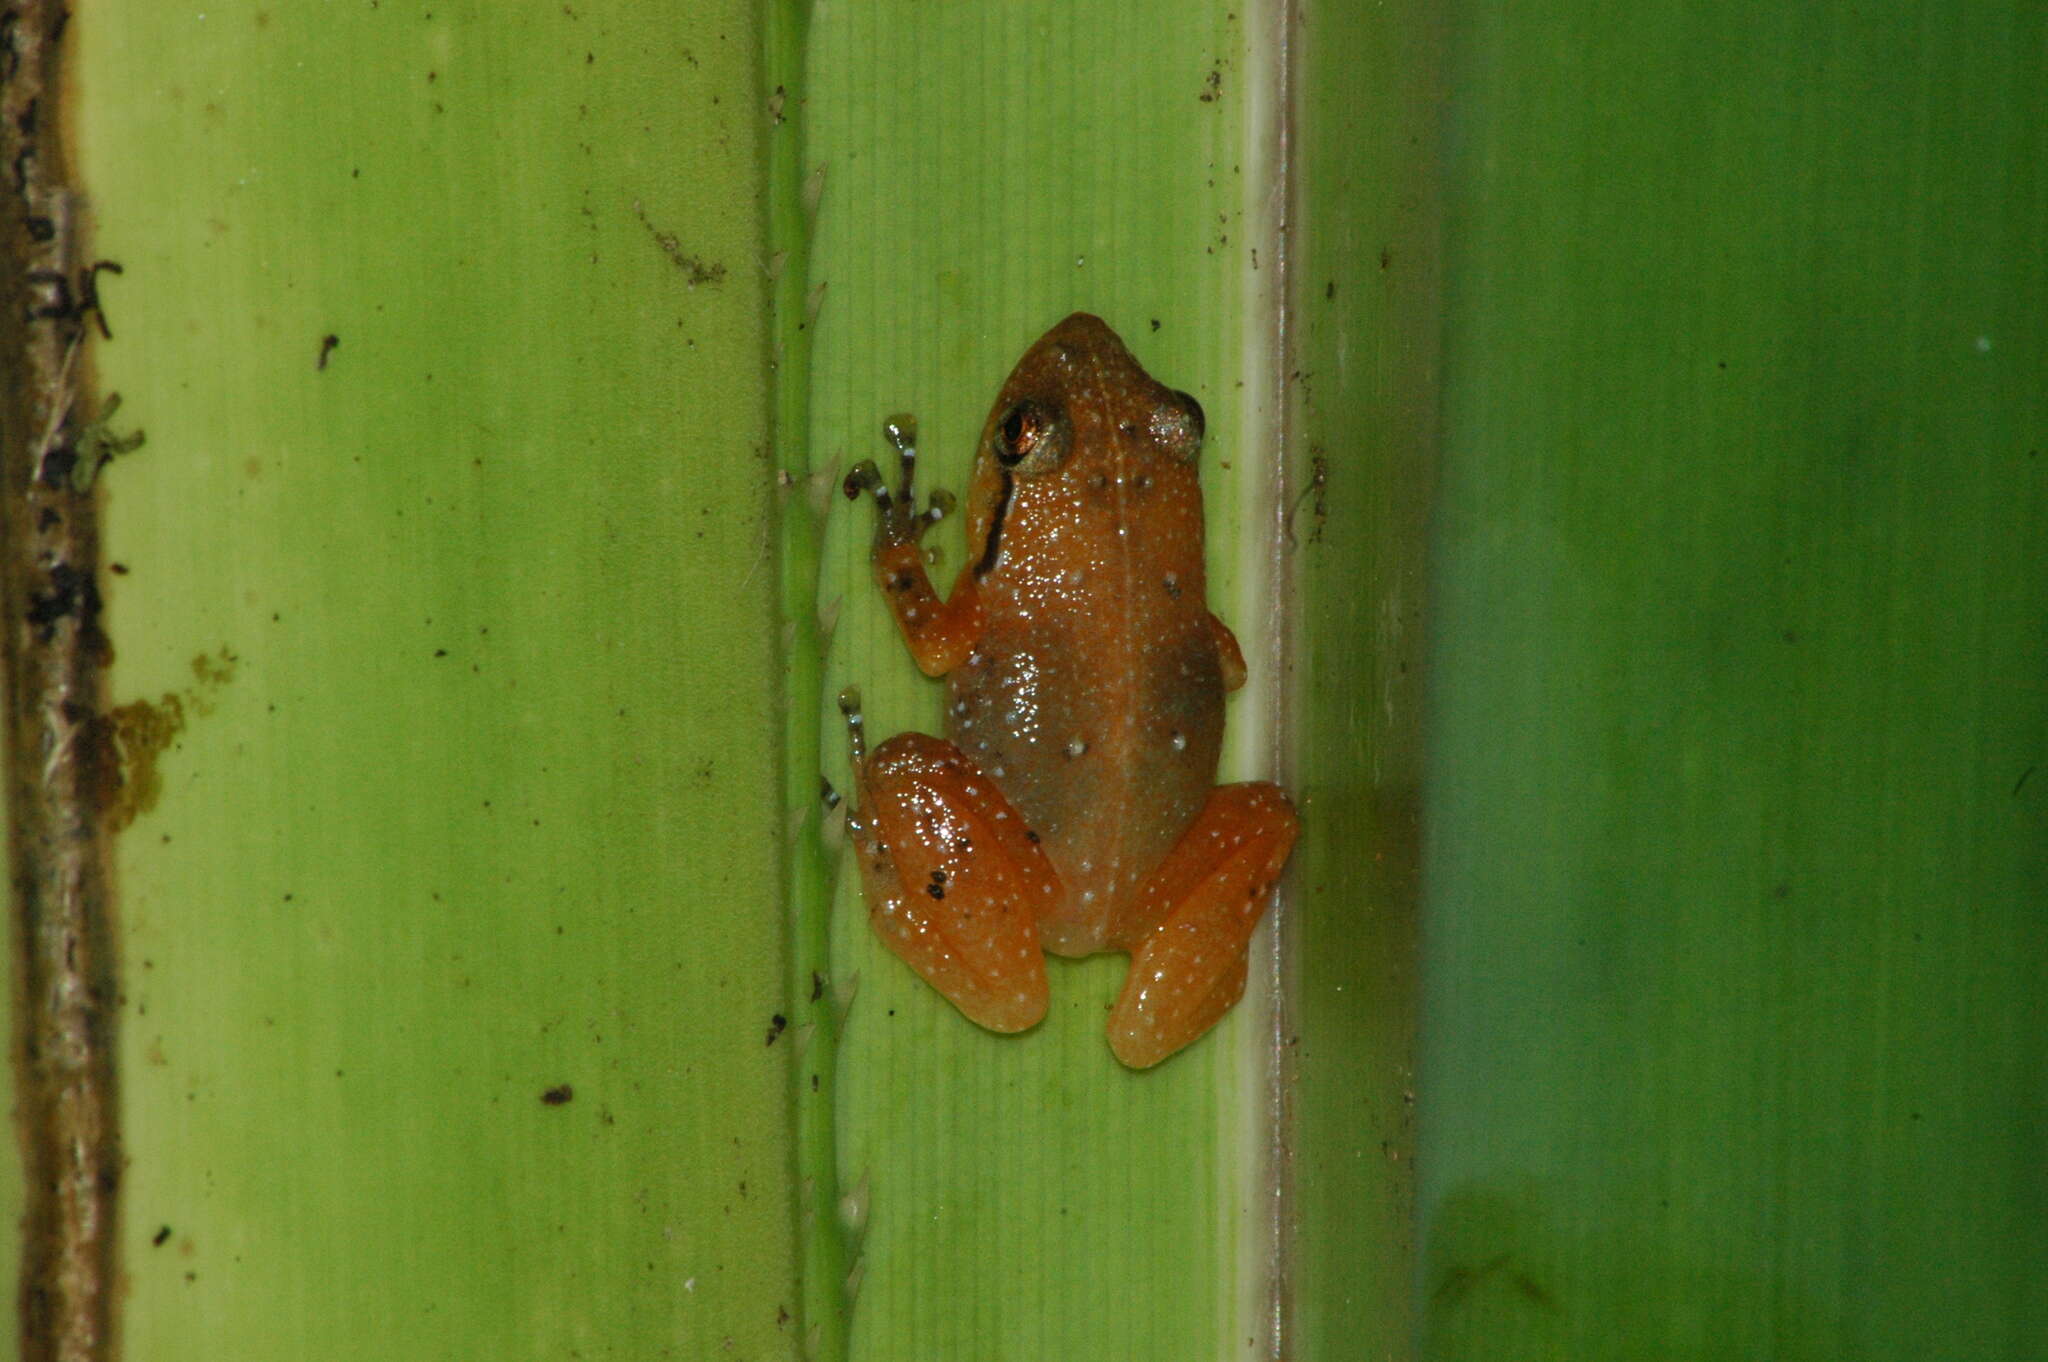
[
  {"x1": 88, "y1": 646, "x2": 238, "y2": 831},
  {"x1": 100, "y1": 694, "x2": 183, "y2": 830}
]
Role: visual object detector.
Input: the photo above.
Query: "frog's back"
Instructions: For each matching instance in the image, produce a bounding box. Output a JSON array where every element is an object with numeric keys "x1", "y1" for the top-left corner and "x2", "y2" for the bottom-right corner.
[{"x1": 945, "y1": 314, "x2": 1223, "y2": 956}]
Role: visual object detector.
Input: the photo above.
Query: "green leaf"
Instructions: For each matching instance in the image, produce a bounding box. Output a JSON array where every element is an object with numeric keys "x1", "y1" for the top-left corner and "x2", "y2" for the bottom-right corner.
[
  {"x1": 1420, "y1": 4, "x2": 2048, "y2": 1358},
  {"x1": 68, "y1": 5, "x2": 796, "y2": 1357},
  {"x1": 12, "y1": 2, "x2": 2034, "y2": 1359},
  {"x1": 802, "y1": 4, "x2": 1298, "y2": 1357}
]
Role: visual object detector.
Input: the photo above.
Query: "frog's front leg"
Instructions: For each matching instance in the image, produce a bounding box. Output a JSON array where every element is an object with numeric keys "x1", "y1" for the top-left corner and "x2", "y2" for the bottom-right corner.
[
  {"x1": 844, "y1": 415, "x2": 984, "y2": 677},
  {"x1": 1107, "y1": 782, "x2": 1300, "y2": 1068},
  {"x1": 839, "y1": 691, "x2": 1060, "y2": 1034}
]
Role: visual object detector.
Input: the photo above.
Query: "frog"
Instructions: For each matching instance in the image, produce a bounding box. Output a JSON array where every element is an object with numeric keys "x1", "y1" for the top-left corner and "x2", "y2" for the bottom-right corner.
[{"x1": 839, "y1": 312, "x2": 1299, "y2": 1068}]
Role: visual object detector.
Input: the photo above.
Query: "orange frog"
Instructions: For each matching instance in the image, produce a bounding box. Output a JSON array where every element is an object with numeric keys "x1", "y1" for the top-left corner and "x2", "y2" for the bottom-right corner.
[{"x1": 840, "y1": 313, "x2": 1298, "y2": 1068}]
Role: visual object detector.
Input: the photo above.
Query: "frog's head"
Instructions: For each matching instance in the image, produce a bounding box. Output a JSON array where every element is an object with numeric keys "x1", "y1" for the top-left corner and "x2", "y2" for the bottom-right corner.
[{"x1": 965, "y1": 313, "x2": 1208, "y2": 579}]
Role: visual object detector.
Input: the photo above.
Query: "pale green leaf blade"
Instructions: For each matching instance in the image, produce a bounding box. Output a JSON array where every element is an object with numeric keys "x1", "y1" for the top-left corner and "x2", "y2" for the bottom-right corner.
[{"x1": 70, "y1": 5, "x2": 796, "y2": 1357}]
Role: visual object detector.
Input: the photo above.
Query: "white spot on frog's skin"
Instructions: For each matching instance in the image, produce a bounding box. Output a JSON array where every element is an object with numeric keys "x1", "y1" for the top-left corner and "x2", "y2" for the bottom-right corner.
[
  {"x1": 1163, "y1": 571, "x2": 1180, "y2": 598},
  {"x1": 1170, "y1": 730, "x2": 1187, "y2": 752},
  {"x1": 1065, "y1": 738, "x2": 1088, "y2": 758}
]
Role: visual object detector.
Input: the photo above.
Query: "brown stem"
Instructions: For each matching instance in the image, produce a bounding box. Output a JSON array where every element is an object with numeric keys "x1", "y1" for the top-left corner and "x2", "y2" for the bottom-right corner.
[{"x1": 1, "y1": 6, "x2": 123, "y2": 1361}]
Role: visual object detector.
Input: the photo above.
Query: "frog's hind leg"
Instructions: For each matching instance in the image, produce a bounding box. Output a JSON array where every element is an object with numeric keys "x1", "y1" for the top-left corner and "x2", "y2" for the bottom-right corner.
[
  {"x1": 1107, "y1": 783, "x2": 1299, "y2": 1068},
  {"x1": 841, "y1": 693, "x2": 1060, "y2": 1034}
]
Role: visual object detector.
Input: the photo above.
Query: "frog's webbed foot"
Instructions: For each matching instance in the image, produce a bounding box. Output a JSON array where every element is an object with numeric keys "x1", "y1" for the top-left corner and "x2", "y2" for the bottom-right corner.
[
  {"x1": 839, "y1": 694, "x2": 1057, "y2": 1035},
  {"x1": 843, "y1": 414, "x2": 954, "y2": 555},
  {"x1": 1107, "y1": 782, "x2": 1300, "y2": 1068}
]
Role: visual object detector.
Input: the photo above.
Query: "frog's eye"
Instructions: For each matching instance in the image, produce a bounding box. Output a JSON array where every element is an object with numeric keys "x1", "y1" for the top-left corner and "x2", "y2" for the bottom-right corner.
[
  {"x1": 992, "y1": 398, "x2": 1070, "y2": 475},
  {"x1": 1150, "y1": 390, "x2": 1205, "y2": 461}
]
